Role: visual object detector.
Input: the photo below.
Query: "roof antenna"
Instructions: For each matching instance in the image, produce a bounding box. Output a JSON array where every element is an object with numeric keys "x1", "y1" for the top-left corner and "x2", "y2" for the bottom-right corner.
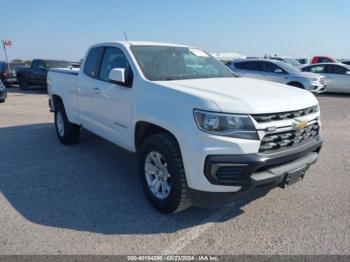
[{"x1": 124, "y1": 32, "x2": 129, "y2": 41}]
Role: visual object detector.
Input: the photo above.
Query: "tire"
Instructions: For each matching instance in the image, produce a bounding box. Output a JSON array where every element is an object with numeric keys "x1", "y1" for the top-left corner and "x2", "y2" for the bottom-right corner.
[
  {"x1": 0, "y1": 99, "x2": 5, "y2": 103},
  {"x1": 138, "y1": 133, "x2": 191, "y2": 214},
  {"x1": 19, "y1": 81, "x2": 28, "y2": 89},
  {"x1": 54, "y1": 102, "x2": 80, "y2": 145},
  {"x1": 288, "y1": 82, "x2": 304, "y2": 89}
]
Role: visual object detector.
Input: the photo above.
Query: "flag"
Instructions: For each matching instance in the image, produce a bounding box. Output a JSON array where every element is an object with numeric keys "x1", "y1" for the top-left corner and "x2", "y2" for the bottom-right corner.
[{"x1": 3, "y1": 40, "x2": 12, "y2": 47}]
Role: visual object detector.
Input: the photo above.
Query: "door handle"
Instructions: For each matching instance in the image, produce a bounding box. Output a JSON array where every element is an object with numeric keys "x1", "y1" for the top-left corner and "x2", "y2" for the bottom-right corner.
[{"x1": 93, "y1": 87, "x2": 100, "y2": 94}]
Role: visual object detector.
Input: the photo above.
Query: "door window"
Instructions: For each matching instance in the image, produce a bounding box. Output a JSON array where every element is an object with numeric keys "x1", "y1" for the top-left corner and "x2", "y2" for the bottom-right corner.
[
  {"x1": 326, "y1": 65, "x2": 347, "y2": 74},
  {"x1": 235, "y1": 61, "x2": 262, "y2": 71},
  {"x1": 98, "y1": 47, "x2": 132, "y2": 83},
  {"x1": 36, "y1": 60, "x2": 46, "y2": 69},
  {"x1": 307, "y1": 65, "x2": 326, "y2": 73},
  {"x1": 31, "y1": 60, "x2": 37, "y2": 69}
]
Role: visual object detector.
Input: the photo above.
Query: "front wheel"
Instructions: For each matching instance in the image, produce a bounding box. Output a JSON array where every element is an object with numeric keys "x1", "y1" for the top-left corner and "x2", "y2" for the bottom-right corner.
[
  {"x1": 19, "y1": 81, "x2": 28, "y2": 89},
  {"x1": 139, "y1": 133, "x2": 191, "y2": 214},
  {"x1": 54, "y1": 103, "x2": 80, "y2": 145}
]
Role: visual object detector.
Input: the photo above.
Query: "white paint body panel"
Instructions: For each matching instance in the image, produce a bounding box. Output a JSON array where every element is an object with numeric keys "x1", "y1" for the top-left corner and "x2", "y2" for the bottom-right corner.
[{"x1": 48, "y1": 41, "x2": 320, "y2": 193}]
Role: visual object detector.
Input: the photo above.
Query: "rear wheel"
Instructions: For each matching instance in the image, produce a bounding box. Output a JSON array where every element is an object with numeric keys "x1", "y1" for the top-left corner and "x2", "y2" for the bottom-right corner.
[
  {"x1": 139, "y1": 133, "x2": 191, "y2": 213},
  {"x1": 54, "y1": 102, "x2": 80, "y2": 145}
]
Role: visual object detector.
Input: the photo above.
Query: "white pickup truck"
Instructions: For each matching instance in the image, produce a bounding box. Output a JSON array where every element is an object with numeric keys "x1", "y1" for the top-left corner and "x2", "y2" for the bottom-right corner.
[{"x1": 48, "y1": 41, "x2": 323, "y2": 213}]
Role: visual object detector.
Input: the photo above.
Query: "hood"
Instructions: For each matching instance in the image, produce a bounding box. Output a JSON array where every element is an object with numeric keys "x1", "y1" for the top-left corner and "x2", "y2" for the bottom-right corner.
[
  {"x1": 158, "y1": 77, "x2": 318, "y2": 114},
  {"x1": 293, "y1": 71, "x2": 324, "y2": 79}
]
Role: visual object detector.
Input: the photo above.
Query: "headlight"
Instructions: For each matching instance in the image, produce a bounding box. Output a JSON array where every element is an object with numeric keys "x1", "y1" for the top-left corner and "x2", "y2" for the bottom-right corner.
[{"x1": 194, "y1": 109, "x2": 258, "y2": 140}]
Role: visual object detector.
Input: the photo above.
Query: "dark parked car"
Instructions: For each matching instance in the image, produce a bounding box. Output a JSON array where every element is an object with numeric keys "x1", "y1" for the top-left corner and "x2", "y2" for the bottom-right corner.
[
  {"x1": 0, "y1": 80, "x2": 8, "y2": 103},
  {"x1": 16, "y1": 59, "x2": 71, "y2": 89},
  {"x1": 0, "y1": 61, "x2": 26, "y2": 87}
]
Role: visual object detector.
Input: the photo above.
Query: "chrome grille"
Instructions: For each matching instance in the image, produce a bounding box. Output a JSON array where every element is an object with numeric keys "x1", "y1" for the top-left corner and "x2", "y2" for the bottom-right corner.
[
  {"x1": 259, "y1": 123, "x2": 320, "y2": 152},
  {"x1": 252, "y1": 106, "x2": 318, "y2": 123}
]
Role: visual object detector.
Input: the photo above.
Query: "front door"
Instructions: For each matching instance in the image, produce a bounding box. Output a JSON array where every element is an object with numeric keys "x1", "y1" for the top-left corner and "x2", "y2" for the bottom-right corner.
[
  {"x1": 324, "y1": 65, "x2": 350, "y2": 93},
  {"x1": 91, "y1": 46, "x2": 134, "y2": 149}
]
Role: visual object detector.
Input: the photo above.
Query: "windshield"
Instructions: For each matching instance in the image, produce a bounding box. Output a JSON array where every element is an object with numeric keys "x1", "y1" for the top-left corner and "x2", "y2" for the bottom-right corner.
[
  {"x1": 45, "y1": 61, "x2": 71, "y2": 69},
  {"x1": 130, "y1": 46, "x2": 236, "y2": 81},
  {"x1": 283, "y1": 58, "x2": 301, "y2": 67}
]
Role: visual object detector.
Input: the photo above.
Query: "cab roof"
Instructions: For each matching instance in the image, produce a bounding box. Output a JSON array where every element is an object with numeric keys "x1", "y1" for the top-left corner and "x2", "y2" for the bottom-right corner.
[{"x1": 94, "y1": 41, "x2": 192, "y2": 48}]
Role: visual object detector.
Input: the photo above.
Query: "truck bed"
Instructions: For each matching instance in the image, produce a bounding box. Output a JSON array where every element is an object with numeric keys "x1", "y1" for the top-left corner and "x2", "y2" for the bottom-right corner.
[{"x1": 47, "y1": 68, "x2": 80, "y2": 123}]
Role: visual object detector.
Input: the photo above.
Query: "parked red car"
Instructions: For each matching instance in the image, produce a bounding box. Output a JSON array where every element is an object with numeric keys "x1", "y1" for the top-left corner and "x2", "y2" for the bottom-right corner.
[{"x1": 311, "y1": 56, "x2": 337, "y2": 64}]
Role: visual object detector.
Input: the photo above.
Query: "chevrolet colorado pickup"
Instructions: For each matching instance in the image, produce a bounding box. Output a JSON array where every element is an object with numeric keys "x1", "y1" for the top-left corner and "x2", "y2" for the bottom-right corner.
[{"x1": 48, "y1": 41, "x2": 323, "y2": 213}]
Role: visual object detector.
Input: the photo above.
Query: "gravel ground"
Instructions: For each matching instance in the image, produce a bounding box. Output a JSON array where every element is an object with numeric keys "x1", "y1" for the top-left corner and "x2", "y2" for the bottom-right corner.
[{"x1": 0, "y1": 88, "x2": 349, "y2": 255}]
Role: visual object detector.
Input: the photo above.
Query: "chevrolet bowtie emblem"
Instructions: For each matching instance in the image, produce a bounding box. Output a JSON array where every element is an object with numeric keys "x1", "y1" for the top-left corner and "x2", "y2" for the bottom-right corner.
[{"x1": 294, "y1": 120, "x2": 307, "y2": 129}]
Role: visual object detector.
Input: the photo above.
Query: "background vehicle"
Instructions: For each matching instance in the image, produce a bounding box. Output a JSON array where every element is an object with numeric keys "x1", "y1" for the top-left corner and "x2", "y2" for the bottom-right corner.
[
  {"x1": 229, "y1": 59, "x2": 326, "y2": 93},
  {"x1": 311, "y1": 56, "x2": 337, "y2": 64},
  {"x1": 211, "y1": 52, "x2": 246, "y2": 66},
  {"x1": 301, "y1": 63, "x2": 350, "y2": 93},
  {"x1": 0, "y1": 61, "x2": 26, "y2": 87},
  {"x1": 0, "y1": 80, "x2": 8, "y2": 103},
  {"x1": 296, "y1": 58, "x2": 311, "y2": 65},
  {"x1": 48, "y1": 41, "x2": 322, "y2": 214},
  {"x1": 69, "y1": 62, "x2": 81, "y2": 69},
  {"x1": 16, "y1": 59, "x2": 71, "y2": 89},
  {"x1": 269, "y1": 56, "x2": 302, "y2": 67},
  {"x1": 341, "y1": 60, "x2": 350, "y2": 66}
]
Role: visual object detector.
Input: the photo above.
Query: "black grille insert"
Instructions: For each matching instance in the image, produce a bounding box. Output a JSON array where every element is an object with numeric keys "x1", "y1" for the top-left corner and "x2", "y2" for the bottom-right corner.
[
  {"x1": 260, "y1": 123, "x2": 320, "y2": 153},
  {"x1": 215, "y1": 166, "x2": 246, "y2": 183},
  {"x1": 252, "y1": 106, "x2": 318, "y2": 123}
]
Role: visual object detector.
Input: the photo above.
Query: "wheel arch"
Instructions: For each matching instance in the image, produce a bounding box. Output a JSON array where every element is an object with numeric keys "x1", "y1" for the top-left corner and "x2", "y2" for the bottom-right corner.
[
  {"x1": 287, "y1": 81, "x2": 304, "y2": 89},
  {"x1": 134, "y1": 121, "x2": 180, "y2": 153},
  {"x1": 51, "y1": 94, "x2": 64, "y2": 112}
]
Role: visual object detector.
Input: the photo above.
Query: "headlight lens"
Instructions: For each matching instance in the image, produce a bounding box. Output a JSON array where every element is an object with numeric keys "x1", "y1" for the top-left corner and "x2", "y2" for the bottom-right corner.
[{"x1": 194, "y1": 109, "x2": 258, "y2": 140}]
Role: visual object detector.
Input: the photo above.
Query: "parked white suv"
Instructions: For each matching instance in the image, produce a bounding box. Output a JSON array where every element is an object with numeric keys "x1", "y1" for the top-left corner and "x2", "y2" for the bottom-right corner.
[
  {"x1": 229, "y1": 59, "x2": 326, "y2": 93},
  {"x1": 48, "y1": 41, "x2": 323, "y2": 213}
]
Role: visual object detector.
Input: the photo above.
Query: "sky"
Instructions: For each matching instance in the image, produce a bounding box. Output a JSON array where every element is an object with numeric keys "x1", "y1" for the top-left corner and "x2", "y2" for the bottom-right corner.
[{"x1": 0, "y1": 0, "x2": 349, "y2": 61}]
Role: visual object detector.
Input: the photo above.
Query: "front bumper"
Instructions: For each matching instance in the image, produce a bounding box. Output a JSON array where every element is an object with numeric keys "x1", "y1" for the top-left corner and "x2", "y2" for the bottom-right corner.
[
  {"x1": 2, "y1": 78, "x2": 18, "y2": 86},
  {"x1": 309, "y1": 82, "x2": 326, "y2": 94},
  {"x1": 190, "y1": 136, "x2": 323, "y2": 208}
]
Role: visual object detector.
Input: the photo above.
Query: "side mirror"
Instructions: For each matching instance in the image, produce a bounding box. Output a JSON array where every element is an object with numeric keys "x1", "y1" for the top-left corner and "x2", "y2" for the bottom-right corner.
[
  {"x1": 274, "y1": 68, "x2": 283, "y2": 74},
  {"x1": 38, "y1": 66, "x2": 46, "y2": 70},
  {"x1": 109, "y1": 68, "x2": 126, "y2": 85}
]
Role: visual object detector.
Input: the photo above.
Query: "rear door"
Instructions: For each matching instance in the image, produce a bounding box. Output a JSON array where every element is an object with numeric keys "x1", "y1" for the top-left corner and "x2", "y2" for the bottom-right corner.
[{"x1": 76, "y1": 46, "x2": 105, "y2": 131}]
